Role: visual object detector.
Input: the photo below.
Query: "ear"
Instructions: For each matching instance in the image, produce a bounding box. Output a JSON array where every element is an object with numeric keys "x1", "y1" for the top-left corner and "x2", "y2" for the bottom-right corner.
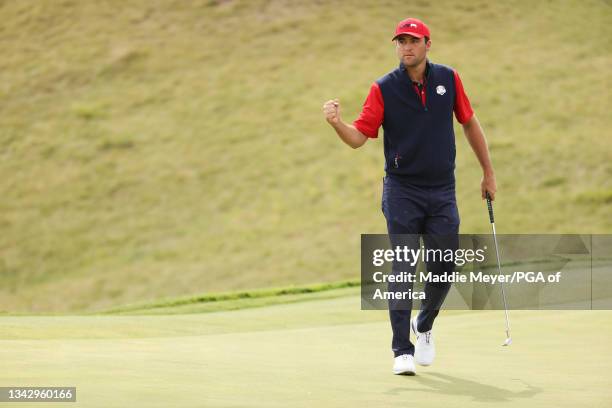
[{"x1": 425, "y1": 39, "x2": 431, "y2": 50}]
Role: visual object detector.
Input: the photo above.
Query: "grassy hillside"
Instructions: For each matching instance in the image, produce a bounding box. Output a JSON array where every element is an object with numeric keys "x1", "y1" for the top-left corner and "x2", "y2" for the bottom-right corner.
[{"x1": 1, "y1": 0, "x2": 611, "y2": 312}]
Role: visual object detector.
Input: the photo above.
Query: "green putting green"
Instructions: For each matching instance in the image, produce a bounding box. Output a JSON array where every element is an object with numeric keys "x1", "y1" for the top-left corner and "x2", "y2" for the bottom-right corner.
[{"x1": 1, "y1": 289, "x2": 611, "y2": 407}]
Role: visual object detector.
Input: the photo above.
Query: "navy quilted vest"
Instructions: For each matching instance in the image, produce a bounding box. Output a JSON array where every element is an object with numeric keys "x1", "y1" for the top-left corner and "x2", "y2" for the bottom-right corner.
[{"x1": 377, "y1": 61, "x2": 456, "y2": 186}]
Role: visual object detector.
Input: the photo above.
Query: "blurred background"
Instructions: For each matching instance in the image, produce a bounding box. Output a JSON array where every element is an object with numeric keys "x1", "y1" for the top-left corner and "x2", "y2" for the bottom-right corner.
[{"x1": 1, "y1": 0, "x2": 610, "y2": 313}]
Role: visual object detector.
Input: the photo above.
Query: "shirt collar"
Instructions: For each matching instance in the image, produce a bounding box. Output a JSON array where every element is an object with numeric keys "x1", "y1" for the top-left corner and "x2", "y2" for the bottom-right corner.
[{"x1": 399, "y1": 59, "x2": 432, "y2": 84}]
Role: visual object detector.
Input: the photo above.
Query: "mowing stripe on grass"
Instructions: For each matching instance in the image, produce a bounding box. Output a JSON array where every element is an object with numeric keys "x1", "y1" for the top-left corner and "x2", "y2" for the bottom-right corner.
[{"x1": 100, "y1": 280, "x2": 361, "y2": 315}]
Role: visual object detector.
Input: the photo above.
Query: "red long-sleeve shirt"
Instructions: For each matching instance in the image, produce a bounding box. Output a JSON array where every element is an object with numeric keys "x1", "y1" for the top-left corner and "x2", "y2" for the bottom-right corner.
[{"x1": 353, "y1": 70, "x2": 474, "y2": 138}]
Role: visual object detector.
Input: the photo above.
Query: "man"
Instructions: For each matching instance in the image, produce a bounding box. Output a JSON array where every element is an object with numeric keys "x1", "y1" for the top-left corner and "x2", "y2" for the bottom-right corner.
[{"x1": 322, "y1": 17, "x2": 497, "y2": 375}]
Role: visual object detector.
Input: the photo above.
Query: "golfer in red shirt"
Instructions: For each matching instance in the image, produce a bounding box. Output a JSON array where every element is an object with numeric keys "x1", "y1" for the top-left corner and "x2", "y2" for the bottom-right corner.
[{"x1": 322, "y1": 17, "x2": 497, "y2": 375}]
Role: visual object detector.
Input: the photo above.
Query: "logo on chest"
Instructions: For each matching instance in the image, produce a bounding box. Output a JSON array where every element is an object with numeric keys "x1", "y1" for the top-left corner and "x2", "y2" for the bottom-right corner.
[{"x1": 436, "y1": 85, "x2": 446, "y2": 95}]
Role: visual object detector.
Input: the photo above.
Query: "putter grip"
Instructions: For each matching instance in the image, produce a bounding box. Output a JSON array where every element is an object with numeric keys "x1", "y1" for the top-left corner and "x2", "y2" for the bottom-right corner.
[{"x1": 486, "y1": 192, "x2": 494, "y2": 224}]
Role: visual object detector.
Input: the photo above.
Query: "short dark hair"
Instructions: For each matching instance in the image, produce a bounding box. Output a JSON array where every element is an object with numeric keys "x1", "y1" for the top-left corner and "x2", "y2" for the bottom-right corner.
[{"x1": 424, "y1": 36, "x2": 430, "y2": 44}]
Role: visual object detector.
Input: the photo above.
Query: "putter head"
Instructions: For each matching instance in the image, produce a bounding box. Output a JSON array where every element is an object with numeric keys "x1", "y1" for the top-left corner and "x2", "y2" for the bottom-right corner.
[{"x1": 502, "y1": 337, "x2": 512, "y2": 346}]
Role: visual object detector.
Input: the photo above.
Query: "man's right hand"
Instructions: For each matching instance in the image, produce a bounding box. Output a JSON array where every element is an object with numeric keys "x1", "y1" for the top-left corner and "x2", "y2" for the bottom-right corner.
[
  {"x1": 322, "y1": 98, "x2": 368, "y2": 148},
  {"x1": 322, "y1": 99, "x2": 341, "y2": 125}
]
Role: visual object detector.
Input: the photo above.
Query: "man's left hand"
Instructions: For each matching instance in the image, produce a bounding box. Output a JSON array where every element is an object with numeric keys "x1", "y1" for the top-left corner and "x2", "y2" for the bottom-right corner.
[{"x1": 481, "y1": 172, "x2": 497, "y2": 200}]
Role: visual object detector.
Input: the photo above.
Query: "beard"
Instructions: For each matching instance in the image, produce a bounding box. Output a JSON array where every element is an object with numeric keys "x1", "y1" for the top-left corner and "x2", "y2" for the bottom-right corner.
[{"x1": 402, "y1": 54, "x2": 425, "y2": 68}]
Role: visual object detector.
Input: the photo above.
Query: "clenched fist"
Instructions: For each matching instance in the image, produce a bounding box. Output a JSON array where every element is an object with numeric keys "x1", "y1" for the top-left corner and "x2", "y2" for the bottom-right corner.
[{"x1": 322, "y1": 99, "x2": 341, "y2": 125}]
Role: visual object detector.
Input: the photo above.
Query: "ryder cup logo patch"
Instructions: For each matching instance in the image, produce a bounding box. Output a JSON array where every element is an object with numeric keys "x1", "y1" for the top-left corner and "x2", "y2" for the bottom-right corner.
[{"x1": 436, "y1": 85, "x2": 446, "y2": 95}]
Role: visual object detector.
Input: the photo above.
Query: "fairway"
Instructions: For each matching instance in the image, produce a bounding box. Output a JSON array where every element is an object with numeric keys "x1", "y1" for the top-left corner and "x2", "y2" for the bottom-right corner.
[{"x1": 2, "y1": 289, "x2": 611, "y2": 407}]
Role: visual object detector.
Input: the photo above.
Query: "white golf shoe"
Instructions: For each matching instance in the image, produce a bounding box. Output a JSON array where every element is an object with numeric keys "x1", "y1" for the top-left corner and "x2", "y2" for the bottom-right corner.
[
  {"x1": 392, "y1": 354, "x2": 416, "y2": 375},
  {"x1": 411, "y1": 316, "x2": 435, "y2": 366}
]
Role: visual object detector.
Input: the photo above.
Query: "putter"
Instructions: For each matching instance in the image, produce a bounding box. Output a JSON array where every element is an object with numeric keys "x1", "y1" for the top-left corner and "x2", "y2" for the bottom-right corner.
[{"x1": 486, "y1": 191, "x2": 512, "y2": 346}]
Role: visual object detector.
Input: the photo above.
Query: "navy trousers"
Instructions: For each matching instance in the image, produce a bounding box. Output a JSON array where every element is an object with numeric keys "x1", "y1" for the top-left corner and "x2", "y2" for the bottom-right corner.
[{"x1": 381, "y1": 175, "x2": 460, "y2": 357}]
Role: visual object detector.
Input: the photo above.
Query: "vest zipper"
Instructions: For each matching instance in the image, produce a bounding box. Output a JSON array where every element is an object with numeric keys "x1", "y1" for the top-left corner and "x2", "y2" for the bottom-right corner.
[{"x1": 417, "y1": 82, "x2": 428, "y2": 112}]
